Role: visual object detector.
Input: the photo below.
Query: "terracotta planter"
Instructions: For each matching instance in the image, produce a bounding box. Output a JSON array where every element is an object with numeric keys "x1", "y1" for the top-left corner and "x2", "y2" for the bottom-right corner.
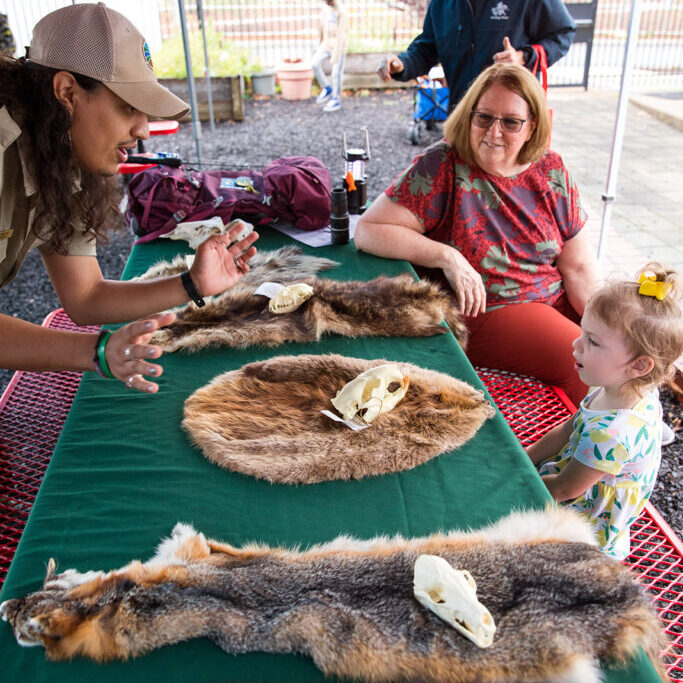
[{"x1": 276, "y1": 61, "x2": 313, "y2": 100}]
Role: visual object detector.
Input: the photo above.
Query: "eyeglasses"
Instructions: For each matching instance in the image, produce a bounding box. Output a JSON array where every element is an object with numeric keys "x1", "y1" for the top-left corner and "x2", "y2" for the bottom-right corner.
[{"x1": 470, "y1": 111, "x2": 528, "y2": 133}]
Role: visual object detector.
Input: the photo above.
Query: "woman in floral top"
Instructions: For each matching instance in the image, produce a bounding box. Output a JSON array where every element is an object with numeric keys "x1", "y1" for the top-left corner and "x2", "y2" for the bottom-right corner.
[
  {"x1": 355, "y1": 63, "x2": 599, "y2": 406},
  {"x1": 527, "y1": 264, "x2": 682, "y2": 558}
]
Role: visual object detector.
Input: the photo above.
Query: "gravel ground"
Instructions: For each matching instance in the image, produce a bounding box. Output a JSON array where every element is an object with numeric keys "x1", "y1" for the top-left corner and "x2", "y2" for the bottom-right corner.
[{"x1": 0, "y1": 88, "x2": 680, "y2": 534}]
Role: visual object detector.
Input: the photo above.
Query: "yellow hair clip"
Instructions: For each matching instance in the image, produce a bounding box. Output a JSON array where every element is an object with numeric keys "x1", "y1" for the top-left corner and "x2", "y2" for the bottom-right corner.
[{"x1": 637, "y1": 272, "x2": 672, "y2": 301}]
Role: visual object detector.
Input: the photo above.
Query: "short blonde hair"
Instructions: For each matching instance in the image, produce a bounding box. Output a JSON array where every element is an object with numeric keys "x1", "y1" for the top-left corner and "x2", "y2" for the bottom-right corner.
[
  {"x1": 443, "y1": 63, "x2": 551, "y2": 167},
  {"x1": 587, "y1": 263, "x2": 683, "y2": 394}
]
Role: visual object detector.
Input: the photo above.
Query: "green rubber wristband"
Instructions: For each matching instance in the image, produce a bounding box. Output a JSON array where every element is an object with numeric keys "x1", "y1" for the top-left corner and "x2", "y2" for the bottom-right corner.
[{"x1": 94, "y1": 329, "x2": 114, "y2": 379}]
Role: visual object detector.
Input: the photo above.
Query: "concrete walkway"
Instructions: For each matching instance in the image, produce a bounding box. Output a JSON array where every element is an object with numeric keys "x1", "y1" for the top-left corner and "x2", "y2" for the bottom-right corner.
[{"x1": 548, "y1": 88, "x2": 683, "y2": 277}]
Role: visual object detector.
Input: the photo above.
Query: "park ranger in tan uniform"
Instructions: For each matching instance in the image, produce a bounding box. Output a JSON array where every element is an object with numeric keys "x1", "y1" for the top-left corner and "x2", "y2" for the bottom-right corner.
[{"x1": 0, "y1": 2, "x2": 258, "y2": 392}]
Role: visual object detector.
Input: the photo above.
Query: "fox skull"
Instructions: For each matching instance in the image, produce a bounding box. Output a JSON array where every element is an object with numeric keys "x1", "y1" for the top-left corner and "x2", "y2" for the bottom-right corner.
[
  {"x1": 413, "y1": 554, "x2": 495, "y2": 648},
  {"x1": 268, "y1": 283, "x2": 314, "y2": 314},
  {"x1": 330, "y1": 364, "x2": 409, "y2": 424}
]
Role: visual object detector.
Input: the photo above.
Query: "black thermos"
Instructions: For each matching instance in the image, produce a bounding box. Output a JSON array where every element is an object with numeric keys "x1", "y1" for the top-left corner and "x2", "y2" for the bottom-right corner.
[{"x1": 330, "y1": 187, "x2": 350, "y2": 244}]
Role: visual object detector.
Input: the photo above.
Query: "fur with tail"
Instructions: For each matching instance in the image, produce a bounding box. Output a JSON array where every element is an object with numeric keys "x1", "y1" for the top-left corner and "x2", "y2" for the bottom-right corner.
[{"x1": 0, "y1": 508, "x2": 665, "y2": 683}]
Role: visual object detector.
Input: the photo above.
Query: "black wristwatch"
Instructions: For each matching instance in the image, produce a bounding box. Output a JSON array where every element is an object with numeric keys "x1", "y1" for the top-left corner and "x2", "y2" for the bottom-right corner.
[{"x1": 180, "y1": 270, "x2": 206, "y2": 307}]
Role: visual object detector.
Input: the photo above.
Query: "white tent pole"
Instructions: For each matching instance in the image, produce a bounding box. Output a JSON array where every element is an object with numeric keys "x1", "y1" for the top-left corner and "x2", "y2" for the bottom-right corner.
[
  {"x1": 178, "y1": 0, "x2": 202, "y2": 165},
  {"x1": 597, "y1": 0, "x2": 643, "y2": 263}
]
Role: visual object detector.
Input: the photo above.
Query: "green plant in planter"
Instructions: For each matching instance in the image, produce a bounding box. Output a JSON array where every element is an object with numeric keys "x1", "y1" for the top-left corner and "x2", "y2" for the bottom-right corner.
[{"x1": 153, "y1": 29, "x2": 251, "y2": 78}]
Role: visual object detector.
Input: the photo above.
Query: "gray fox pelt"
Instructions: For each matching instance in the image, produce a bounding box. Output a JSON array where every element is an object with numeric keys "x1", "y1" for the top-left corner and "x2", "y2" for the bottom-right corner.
[
  {"x1": 137, "y1": 246, "x2": 467, "y2": 351},
  {"x1": 183, "y1": 354, "x2": 495, "y2": 484},
  {"x1": 1, "y1": 508, "x2": 664, "y2": 683}
]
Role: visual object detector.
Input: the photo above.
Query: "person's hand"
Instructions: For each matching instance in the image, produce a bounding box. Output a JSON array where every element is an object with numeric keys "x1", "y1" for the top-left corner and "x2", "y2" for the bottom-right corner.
[
  {"x1": 441, "y1": 247, "x2": 487, "y2": 317},
  {"x1": 105, "y1": 312, "x2": 176, "y2": 393},
  {"x1": 493, "y1": 37, "x2": 525, "y2": 66},
  {"x1": 377, "y1": 55, "x2": 404, "y2": 82},
  {"x1": 189, "y1": 224, "x2": 259, "y2": 297}
]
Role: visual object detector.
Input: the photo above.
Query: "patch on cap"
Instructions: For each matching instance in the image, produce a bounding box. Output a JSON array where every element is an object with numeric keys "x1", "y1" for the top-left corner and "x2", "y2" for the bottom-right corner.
[{"x1": 143, "y1": 41, "x2": 154, "y2": 71}]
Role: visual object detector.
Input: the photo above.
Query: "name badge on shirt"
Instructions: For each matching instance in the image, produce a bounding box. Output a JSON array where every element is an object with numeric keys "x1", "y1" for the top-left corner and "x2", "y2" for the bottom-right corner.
[{"x1": 0, "y1": 229, "x2": 13, "y2": 240}]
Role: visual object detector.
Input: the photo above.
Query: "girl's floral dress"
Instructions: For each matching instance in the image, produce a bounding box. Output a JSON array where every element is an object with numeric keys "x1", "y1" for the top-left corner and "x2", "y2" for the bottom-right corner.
[{"x1": 538, "y1": 387, "x2": 662, "y2": 559}]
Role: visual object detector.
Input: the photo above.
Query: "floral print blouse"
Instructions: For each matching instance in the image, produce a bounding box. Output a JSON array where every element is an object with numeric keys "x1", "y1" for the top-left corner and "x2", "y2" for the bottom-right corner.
[{"x1": 385, "y1": 141, "x2": 586, "y2": 309}]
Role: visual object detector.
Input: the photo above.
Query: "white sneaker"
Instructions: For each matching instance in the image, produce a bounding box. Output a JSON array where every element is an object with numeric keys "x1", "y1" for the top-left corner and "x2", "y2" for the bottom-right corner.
[
  {"x1": 316, "y1": 87, "x2": 332, "y2": 104},
  {"x1": 324, "y1": 97, "x2": 340, "y2": 112},
  {"x1": 661, "y1": 421, "x2": 676, "y2": 446}
]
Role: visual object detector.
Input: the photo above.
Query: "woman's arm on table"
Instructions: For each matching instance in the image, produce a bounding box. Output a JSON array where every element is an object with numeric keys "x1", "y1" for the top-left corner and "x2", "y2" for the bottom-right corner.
[
  {"x1": 0, "y1": 311, "x2": 175, "y2": 393},
  {"x1": 526, "y1": 413, "x2": 575, "y2": 466},
  {"x1": 355, "y1": 194, "x2": 487, "y2": 316},
  {"x1": 41, "y1": 227, "x2": 258, "y2": 326},
  {"x1": 556, "y1": 229, "x2": 600, "y2": 317}
]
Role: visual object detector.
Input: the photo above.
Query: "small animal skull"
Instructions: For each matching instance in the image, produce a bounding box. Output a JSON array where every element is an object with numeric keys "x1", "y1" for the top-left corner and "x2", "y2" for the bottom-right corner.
[
  {"x1": 162, "y1": 218, "x2": 253, "y2": 250},
  {"x1": 269, "y1": 283, "x2": 314, "y2": 314},
  {"x1": 330, "y1": 364, "x2": 409, "y2": 424},
  {"x1": 162, "y1": 216, "x2": 224, "y2": 249},
  {"x1": 413, "y1": 554, "x2": 496, "y2": 648},
  {"x1": 228, "y1": 219, "x2": 254, "y2": 243}
]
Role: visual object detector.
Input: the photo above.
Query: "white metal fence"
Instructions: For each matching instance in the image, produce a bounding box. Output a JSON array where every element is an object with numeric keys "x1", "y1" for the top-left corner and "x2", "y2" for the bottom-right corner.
[{"x1": 3, "y1": 0, "x2": 682, "y2": 92}]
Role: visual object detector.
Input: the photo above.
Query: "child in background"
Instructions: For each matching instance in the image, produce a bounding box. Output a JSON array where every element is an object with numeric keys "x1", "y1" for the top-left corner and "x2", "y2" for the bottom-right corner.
[
  {"x1": 526, "y1": 264, "x2": 682, "y2": 559},
  {"x1": 312, "y1": 0, "x2": 348, "y2": 112}
]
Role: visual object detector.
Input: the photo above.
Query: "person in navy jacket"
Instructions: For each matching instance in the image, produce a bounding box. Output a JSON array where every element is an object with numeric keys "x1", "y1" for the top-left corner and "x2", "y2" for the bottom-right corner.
[{"x1": 378, "y1": 0, "x2": 575, "y2": 111}]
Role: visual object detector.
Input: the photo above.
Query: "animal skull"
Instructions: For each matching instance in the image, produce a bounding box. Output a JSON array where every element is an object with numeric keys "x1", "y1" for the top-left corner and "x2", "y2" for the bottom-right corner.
[
  {"x1": 269, "y1": 283, "x2": 314, "y2": 314},
  {"x1": 330, "y1": 364, "x2": 409, "y2": 424},
  {"x1": 413, "y1": 554, "x2": 496, "y2": 648},
  {"x1": 228, "y1": 219, "x2": 254, "y2": 243},
  {"x1": 161, "y1": 218, "x2": 253, "y2": 250}
]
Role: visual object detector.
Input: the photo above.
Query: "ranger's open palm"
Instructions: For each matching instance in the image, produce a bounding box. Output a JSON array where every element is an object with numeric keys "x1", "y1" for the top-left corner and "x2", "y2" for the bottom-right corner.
[{"x1": 190, "y1": 226, "x2": 259, "y2": 297}]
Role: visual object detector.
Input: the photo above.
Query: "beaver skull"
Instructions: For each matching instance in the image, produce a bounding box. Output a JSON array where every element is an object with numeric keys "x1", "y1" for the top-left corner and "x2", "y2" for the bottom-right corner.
[
  {"x1": 268, "y1": 283, "x2": 314, "y2": 314},
  {"x1": 413, "y1": 554, "x2": 496, "y2": 648},
  {"x1": 330, "y1": 364, "x2": 409, "y2": 424}
]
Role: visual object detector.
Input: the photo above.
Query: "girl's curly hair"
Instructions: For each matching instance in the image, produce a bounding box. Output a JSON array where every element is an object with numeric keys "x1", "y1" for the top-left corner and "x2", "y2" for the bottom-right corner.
[
  {"x1": 588, "y1": 262, "x2": 683, "y2": 394},
  {"x1": 0, "y1": 56, "x2": 119, "y2": 253}
]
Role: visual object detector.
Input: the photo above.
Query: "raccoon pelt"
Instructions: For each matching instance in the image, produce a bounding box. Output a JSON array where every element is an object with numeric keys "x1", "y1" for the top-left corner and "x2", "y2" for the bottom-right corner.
[
  {"x1": 0, "y1": 508, "x2": 665, "y2": 683},
  {"x1": 134, "y1": 245, "x2": 339, "y2": 286},
  {"x1": 182, "y1": 354, "x2": 495, "y2": 484},
  {"x1": 152, "y1": 274, "x2": 467, "y2": 352}
]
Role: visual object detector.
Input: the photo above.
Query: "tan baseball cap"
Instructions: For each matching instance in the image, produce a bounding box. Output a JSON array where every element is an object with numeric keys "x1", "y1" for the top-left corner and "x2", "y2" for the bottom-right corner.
[{"x1": 29, "y1": 2, "x2": 190, "y2": 120}]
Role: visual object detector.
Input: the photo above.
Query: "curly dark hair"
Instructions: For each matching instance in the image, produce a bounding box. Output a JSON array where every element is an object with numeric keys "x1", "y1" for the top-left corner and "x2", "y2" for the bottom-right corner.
[{"x1": 0, "y1": 56, "x2": 120, "y2": 253}]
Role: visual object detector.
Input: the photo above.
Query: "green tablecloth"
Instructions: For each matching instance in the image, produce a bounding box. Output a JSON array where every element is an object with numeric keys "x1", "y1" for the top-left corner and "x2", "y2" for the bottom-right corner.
[{"x1": 0, "y1": 229, "x2": 660, "y2": 682}]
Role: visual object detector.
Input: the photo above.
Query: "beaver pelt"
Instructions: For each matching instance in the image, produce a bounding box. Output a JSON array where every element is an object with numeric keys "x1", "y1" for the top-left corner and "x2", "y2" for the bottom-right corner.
[
  {"x1": 0, "y1": 508, "x2": 665, "y2": 683},
  {"x1": 182, "y1": 354, "x2": 495, "y2": 484}
]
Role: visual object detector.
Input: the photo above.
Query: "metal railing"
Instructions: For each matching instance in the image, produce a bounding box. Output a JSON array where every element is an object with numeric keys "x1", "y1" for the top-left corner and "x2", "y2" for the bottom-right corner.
[{"x1": 4, "y1": 0, "x2": 682, "y2": 91}]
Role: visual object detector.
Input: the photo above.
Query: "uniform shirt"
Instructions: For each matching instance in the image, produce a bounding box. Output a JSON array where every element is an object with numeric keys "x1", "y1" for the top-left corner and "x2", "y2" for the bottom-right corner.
[
  {"x1": 392, "y1": 0, "x2": 576, "y2": 110},
  {"x1": 0, "y1": 106, "x2": 96, "y2": 289},
  {"x1": 385, "y1": 140, "x2": 585, "y2": 309},
  {"x1": 538, "y1": 387, "x2": 663, "y2": 559}
]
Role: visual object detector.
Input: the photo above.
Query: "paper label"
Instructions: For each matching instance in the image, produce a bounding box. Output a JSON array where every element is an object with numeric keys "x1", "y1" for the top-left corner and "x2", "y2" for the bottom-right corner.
[
  {"x1": 320, "y1": 410, "x2": 370, "y2": 432},
  {"x1": 253, "y1": 282, "x2": 285, "y2": 299}
]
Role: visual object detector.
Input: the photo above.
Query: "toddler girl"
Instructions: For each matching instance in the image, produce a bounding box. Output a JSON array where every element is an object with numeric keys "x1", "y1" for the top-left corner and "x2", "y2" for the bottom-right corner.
[{"x1": 526, "y1": 263, "x2": 682, "y2": 559}]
